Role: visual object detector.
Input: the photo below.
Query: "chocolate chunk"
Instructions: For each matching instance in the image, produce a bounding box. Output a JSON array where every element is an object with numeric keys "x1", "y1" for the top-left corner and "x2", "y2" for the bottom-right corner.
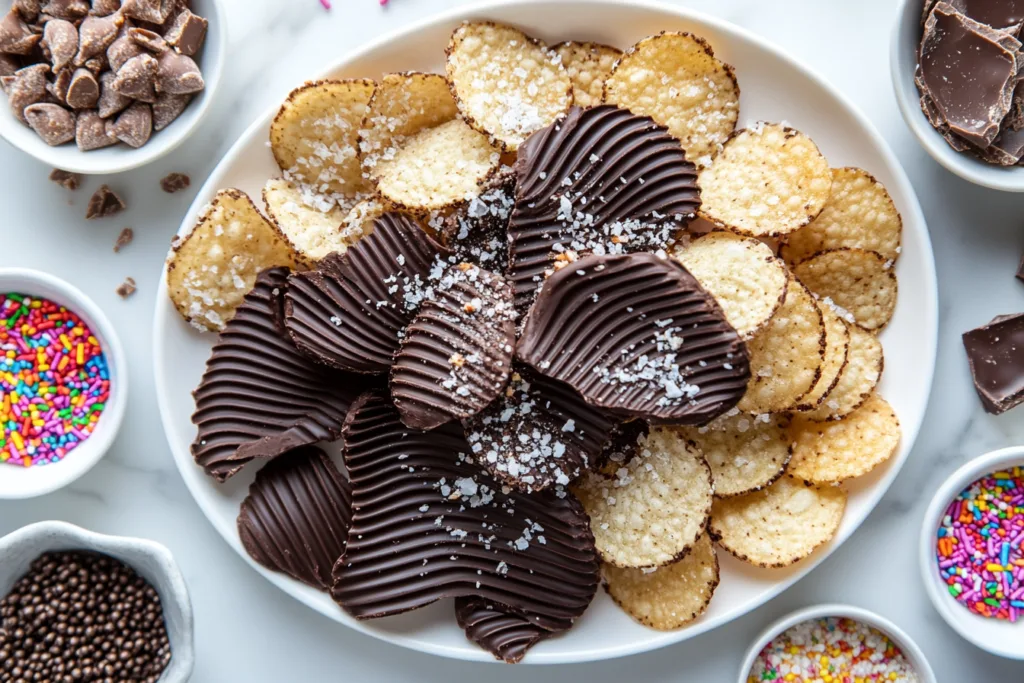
[
  {"x1": 128, "y1": 26, "x2": 165, "y2": 52},
  {"x1": 110, "y1": 51, "x2": 156, "y2": 101},
  {"x1": 159, "y1": 171, "x2": 189, "y2": 193},
  {"x1": 509, "y1": 105, "x2": 700, "y2": 311},
  {"x1": 75, "y1": 108, "x2": 115, "y2": 149},
  {"x1": 980, "y1": 125, "x2": 1024, "y2": 164},
  {"x1": 455, "y1": 598, "x2": 557, "y2": 663},
  {"x1": 0, "y1": 10, "x2": 41, "y2": 55},
  {"x1": 331, "y1": 391, "x2": 600, "y2": 629},
  {"x1": 66, "y1": 67, "x2": 99, "y2": 108},
  {"x1": 441, "y1": 167, "x2": 514, "y2": 273},
  {"x1": 238, "y1": 446, "x2": 352, "y2": 590},
  {"x1": 945, "y1": 0, "x2": 1024, "y2": 30},
  {"x1": 164, "y1": 8, "x2": 206, "y2": 56},
  {"x1": 0, "y1": 53, "x2": 19, "y2": 79},
  {"x1": 963, "y1": 313, "x2": 1024, "y2": 414},
  {"x1": 191, "y1": 268, "x2": 369, "y2": 482},
  {"x1": 46, "y1": 67, "x2": 71, "y2": 104},
  {"x1": 90, "y1": 0, "x2": 122, "y2": 17},
  {"x1": 42, "y1": 19, "x2": 77, "y2": 71},
  {"x1": 24, "y1": 103, "x2": 75, "y2": 145},
  {"x1": 517, "y1": 252, "x2": 750, "y2": 423},
  {"x1": 113, "y1": 226, "x2": 133, "y2": 252},
  {"x1": 40, "y1": 0, "x2": 89, "y2": 20},
  {"x1": 920, "y1": 4, "x2": 1021, "y2": 147},
  {"x1": 151, "y1": 91, "x2": 188, "y2": 129},
  {"x1": 284, "y1": 212, "x2": 449, "y2": 373},
  {"x1": 115, "y1": 276, "x2": 136, "y2": 298},
  {"x1": 12, "y1": 0, "x2": 41, "y2": 22},
  {"x1": 109, "y1": 100, "x2": 150, "y2": 147},
  {"x1": 48, "y1": 168, "x2": 79, "y2": 189},
  {"x1": 391, "y1": 264, "x2": 516, "y2": 431},
  {"x1": 121, "y1": 0, "x2": 174, "y2": 24},
  {"x1": 106, "y1": 29, "x2": 142, "y2": 71},
  {"x1": 155, "y1": 49, "x2": 202, "y2": 94},
  {"x1": 7, "y1": 63, "x2": 48, "y2": 122},
  {"x1": 596, "y1": 418, "x2": 649, "y2": 474},
  {"x1": 96, "y1": 69, "x2": 129, "y2": 117},
  {"x1": 75, "y1": 12, "x2": 123, "y2": 65},
  {"x1": 85, "y1": 183, "x2": 124, "y2": 218}
]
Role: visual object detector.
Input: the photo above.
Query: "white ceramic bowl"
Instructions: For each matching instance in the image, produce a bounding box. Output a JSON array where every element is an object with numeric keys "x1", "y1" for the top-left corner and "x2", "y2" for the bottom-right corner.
[
  {"x1": 0, "y1": 521, "x2": 194, "y2": 682},
  {"x1": 738, "y1": 604, "x2": 936, "y2": 683},
  {"x1": 919, "y1": 446, "x2": 1024, "y2": 660},
  {"x1": 0, "y1": 0, "x2": 225, "y2": 175},
  {"x1": 890, "y1": 0, "x2": 1024, "y2": 191},
  {"x1": 0, "y1": 268, "x2": 127, "y2": 499}
]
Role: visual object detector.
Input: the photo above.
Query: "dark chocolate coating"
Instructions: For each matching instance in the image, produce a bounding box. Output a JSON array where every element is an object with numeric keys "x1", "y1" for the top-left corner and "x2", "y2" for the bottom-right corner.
[
  {"x1": 441, "y1": 167, "x2": 515, "y2": 274},
  {"x1": 238, "y1": 446, "x2": 352, "y2": 590},
  {"x1": 454, "y1": 597, "x2": 557, "y2": 663},
  {"x1": 508, "y1": 105, "x2": 699, "y2": 311},
  {"x1": 517, "y1": 253, "x2": 750, "y2": 423},
  {"x1": 962, "y1": 313, "x2": 1024, "y2": 414}
]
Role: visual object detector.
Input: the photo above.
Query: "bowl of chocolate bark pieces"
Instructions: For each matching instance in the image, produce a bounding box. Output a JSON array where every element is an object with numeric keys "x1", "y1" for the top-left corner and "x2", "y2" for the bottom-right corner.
[
  {"x1": 893, "y1": 0, "x2": 1024, "y2": 191},
  {"x1": 0, "y1": 0, "x2": 224, "y2": 175}
]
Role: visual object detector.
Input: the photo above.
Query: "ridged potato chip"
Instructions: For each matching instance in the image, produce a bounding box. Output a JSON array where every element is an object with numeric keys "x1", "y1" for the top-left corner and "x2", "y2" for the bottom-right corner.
[
  {"x1": 679, "y1": 412, "x2": 791, "y2": 498},
  {"x1": 781, "y1": 167, "x2": 903, "y2": 264},
  {"x1": 801, "y1": 322, "x2": 883, "y2": 421},
  {"x1": 792, "y1": 248, "x2": 897, "y2": 332},
  {"x1": 699, "y1": 123, "x2": 832, "y2": 237},
  {"x1": 738, "y1": 279, "x2": 825, "y2": 413},
  {"x1": 604, "y1": 32, "x2": 739, "y2": 166},
  {"x1": 262, "y1": 178, "x2": 351, "y2": 263},
  {"x1": 446, "y1": 21, "x2": 572, "y2": 150},
  {"x1": 554, "y1": 40, "x2": 621, "y2": 108},
  {"x1": 603, "y1": 533, "x2": 719, "y2": 630},
  {"x1": 358, "y1": 72, "x2": 458, "y2": 179},
  {"x1": 575, "y1": 428, "x2": 712, "y2": 569},
  {"x1": 674, "y1": 231, "x2": 788, "y2": 339},
  {"x1": 710, "y1": 476, "x2": 846, "y2": 568},
  {"x1": 270, "y1": 79, "x2": 375, "y2": 210},
  {"x1": 373, "y1": 118, "x2": 500, "y2": 211},
  {"x1": 787, "y1": 392, "x2": 901, "y2": 484},
  {"x1": 794, "y1": 301, "x2": 850, "y2": 411},
  {"x1": 167, "y1": 189, "x2": 298, "y2": 332}
]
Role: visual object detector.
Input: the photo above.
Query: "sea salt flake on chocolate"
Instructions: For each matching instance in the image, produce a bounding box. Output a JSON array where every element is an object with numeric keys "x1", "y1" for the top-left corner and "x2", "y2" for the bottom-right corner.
[
  {"x1": 110, "y1": 51, "x2": 157, "y2": 101},
  {"x1": 40, "y1": 0, "x2": 89, "y2": 20},
  {"x1": 155, "y1": 49, "x2": 202, "y2": 94},
  {"x1": 151, "y1": 91, "x2": 188, "y2": 129},
  {"x1": 963, "y1": 313, "x2": 1024, "y2": 414},
  {"x1": 66, "y1": 67, "x2": 99, "y2": 109},
  {"x1": 85, "y1": 183, "x2": 125, "y2": 218},
  {"x1": 0, "y1": 10, "x2": 40, "y2": 55},
  {"x1": 24, "y1": 103, "x2": 75, "y2": 145},
  {"x1": 160, "y1": 171, "x2": 189, "y2": 193},
  {"x1": 75, "y1": 12, "x2": 123, "y2": 65},
  {"x1": 42, "y1": 18, "x2": 77, "y2": 71},
  {"x1": 49, "y1": 168, "x2": 80, "y2": 190},
  {"x1": 164, "y1": 8, "x2": 206, "y2": 57},
  {"x1": 110, "y1": 100, "x2": 150, "y2": 147},
  {"x1": 75, "y1": 108, "x2": 115, "y2": 149}
]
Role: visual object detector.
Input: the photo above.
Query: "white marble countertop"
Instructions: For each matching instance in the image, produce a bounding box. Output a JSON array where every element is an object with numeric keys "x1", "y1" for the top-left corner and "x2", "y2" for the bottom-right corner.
[{"x1": 2, "y1": 0, "x2": 1024, "y2": 680}]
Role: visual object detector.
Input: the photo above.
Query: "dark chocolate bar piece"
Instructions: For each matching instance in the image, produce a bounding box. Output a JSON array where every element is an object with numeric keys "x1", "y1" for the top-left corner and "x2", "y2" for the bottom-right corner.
[{"x1": 962, "y1": 313, "x2": 1024, "y2": 414}]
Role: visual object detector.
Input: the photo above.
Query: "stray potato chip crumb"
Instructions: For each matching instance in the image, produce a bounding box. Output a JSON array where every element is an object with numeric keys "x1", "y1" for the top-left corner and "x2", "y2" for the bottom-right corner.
[
  {"x1": 795, "y1": 302, "x2": 850, "y2": 411},
  {"x1": 679, "y1": 412, "x2": 791, "y2": 498},
  {"x1": 263, "y1": 177, "x2": 352, "y2": 263},
  {"x1": 801, "y1": 322, "x2": 883, "y2": 421},
  {"x1": 603, "y1": 534, "x2": 719, "y2": 629},
  {"x1": 554, "y1": 41, "x2": 621, "y2": 108},
  {"x1": 710, "y1": 476, "x2": 846, "y2": 568},
  {"x1": 699, "y1": 123, "x2": 832, "y2": 236},
  {"x1": 792, "y1": 248, "x2": 898, "y2": 332},
  {"x1": 787, "y1": 392, "x2": 901, "y2": 484}
]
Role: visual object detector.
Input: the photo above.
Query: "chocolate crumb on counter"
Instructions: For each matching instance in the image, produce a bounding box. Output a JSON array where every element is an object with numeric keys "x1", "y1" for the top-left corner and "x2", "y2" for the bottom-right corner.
[
  {"x1": 116, "y1": 276, "x2": 137, "y2": 298},
  {"x1": 160, "y1": 171, "x2": 190, "y2": 193},
  {"x1": 48, "y1": 168, "x2": 80, "y2": 190},
  {"x1": 114, "y1": 226, "x2": 134, "y2": 252},
  {"x1": 85, "y1": 183, "x2": 125, "y2": 218}
]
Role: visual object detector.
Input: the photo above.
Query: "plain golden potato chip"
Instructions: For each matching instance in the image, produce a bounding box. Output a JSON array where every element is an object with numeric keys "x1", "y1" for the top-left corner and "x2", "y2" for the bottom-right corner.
[
  {"x1": 554, "y1": 40, "x2": 621, "y2": 108},
  {"x1": 358, "y1": 72, "x2": 458, "y2": 179},
  {"x1": 679, "y1": 412, "x2": 791, "y2": 498},
  {"x1": 794, "y1": 301, "x2": 850, "y2": 411},
  {"x1": 270, "y1": 79, "x2": 375, "y2": 209},
  {"x1": 167, "y1": 189, "x2": 298, "y2": 332},
  {"x1": 603, "y1": 533, "x2": 719, "y2": 630},
  {"x1": 576, "y1": 428, "x2": 712, "y2": 569},
  {"x1": 604, "y1": 32, "x2": 739, "y2": 166},
  {"x1": 793, "y1": 248, "x2": 897, "y2": 332},
  {"x1": 710, "y1": 476, "x2": 846, "y2": 568},
  {"x1": 446, "y1": 21, "x2": 572, "y2": 150},
  {"x1": 781, "y1": 167, "x2": 902, "y2": 264},
  {"x1": 699, "y1": 123, "x2": 832, "y2": 237},
  {"x1": 787, "y1": 392, "x2": 901, "y2": 484},
  {"x1": 373, "y1": 118, "x2": 500, "y2": 211},
  {"x1": 802, "y1": 321, "x2": 883, "y2": 421},
  {"x1": 262, "y1": 178, "x2": 351, "y2": 263},
  {"x1": 738, "y1": 279, "x2": 825, "y2": 414},
  {"x1": 674, "y1": 231, "x2": 788, "y2": 339},
  {"x1": 339, "y1": 197, "x2": 385, "y2": 243}
]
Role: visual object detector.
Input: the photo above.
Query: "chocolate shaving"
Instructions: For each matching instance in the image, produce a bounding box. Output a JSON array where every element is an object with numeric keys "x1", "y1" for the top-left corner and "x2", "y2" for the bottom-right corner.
[
  {"x1": 85, "y1": 184, "x2": 125, "y2": 219},
  {"x1": 113, "y1": 227, "x2": 133, "y2": 252},
  {"x1": 962, "y1": 313, "x2": 1024, "y2": 414},
  {"x1": 115, "y1": 276, "x2": 136, "y2": 299},
  {"x1": 48, "y1": 168, "x2": 79, "y2": 190},
  {"x1": 455, "y1": 598, "x2": 557, "y2": 663},
  {"x1": 159, "y1": 171, "x2": 189, "y2": 193},
  {"x1": 440, "y1": 167, "x2": 515, "y2": 274}
]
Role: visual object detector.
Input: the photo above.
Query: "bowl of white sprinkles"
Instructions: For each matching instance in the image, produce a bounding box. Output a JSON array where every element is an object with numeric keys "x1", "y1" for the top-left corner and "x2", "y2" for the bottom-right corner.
[{"x1": 739, "y1": 604, "x2": 935, "y2": 683}]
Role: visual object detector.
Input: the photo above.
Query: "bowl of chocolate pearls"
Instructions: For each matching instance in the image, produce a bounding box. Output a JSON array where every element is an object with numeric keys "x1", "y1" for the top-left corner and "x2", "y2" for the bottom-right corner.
[
  {"x1": 892, "y1": 0, "x2": 1024, "y2": 191},
  {"x1": 0, "y1": 0, "x2": 225, "y2": 175},
  {"x1": 0, "y1": 520, "x2": 193, "y2": 682}
]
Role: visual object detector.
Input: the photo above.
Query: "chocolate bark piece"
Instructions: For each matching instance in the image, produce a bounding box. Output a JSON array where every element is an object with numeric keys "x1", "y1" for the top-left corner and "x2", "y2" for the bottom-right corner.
[
  {"x1": 283, "y1": 212, "x2": 449, "y2": 373},
  {"x1": 159, "y1": 171, "x2": 189, "y2": 193},
  {"x1": 0, "y1": 10, "x2": 41, "y2": 55},
  {"x1": 75, "y1": 12, "x2": 123, "y2": 65},
  {"x1": 128, "y1": 26, "x2": 165, "y2": 52},
  {"x1": 75, "y1": 108, "x2": 115, "y2": 149},
  {"x1": 106, "y1": 29, "x2": 142, "y2": 71},
  {"x1": 509, "y1": 104, "x2": 700, "y2": 311},
  {"x1": 7, "y1": 63, "x2": 48, "y2": 122},
  {"x1": 110, "y1": 51, "x2": 156, "y2": 101},
  {"x1": 42, "y1": 18, "x2": 77, "y2": 71},
  {"x1": 96, "y1": 69, "x2": 129, "y2": 117},
  {"x1": 121, "y1": 0, "x2": 174, "y2": 24},
  {"x1": 85, "y1": 184, "x2": 125, "y2": 218},
  {"x1": 164, "y1": 8, "x2": 206, "y2": 56},
  {"x1": 980, "y1": 124, "x2": 1024, "y2": 164},
  {"x1": 237, "y1": 446, "x2": 352, "y2": 590},
  {"x1": 946, "y1": 0, "x2": 1024, "y2": 30},
  {"x1": 330, "y1": 391, "x2": 600, "y2": 629},
  {"x1": 390, "y1": 264, "x2": 516, "y2": 431},
  {"x1": 48, "y1": 168, "x2": 79, "y2": 189},
  {"x1": 155, "y1": 49, "x2": 202, "y2": 94},
  {"x1": 920, "y1": 3, "x2": 1021, "y2": 148},
  {"x1": 24, "y1": 103, "x2": 75, "y2": 145},
  {"x1": 40, "y1": 0, "x2": 89, "y2": 20},
  {"x1": 517, "y1": 252, "x2": 750, "y2": 423},
  {"x1": 455, "y1": 598, "x2": 556, "y2": 663},
  {"x1": 962, "y1": 313, "x2": 1024, "y2": 414},
  {"x1": 109, "y1": 100, "x2": 150, "y2": 147},
  {"x1": 191, "y1": 267, "x2": 370, "y2": 482},
  {"x1": 440, "y1": 167, "x2": 514, "y2": 274},
  {"x1": 66, "y1": 67, "x2": 99, "y2": 108},
  {"x1": 151, "y1": 91, "x2": 188, "y2": 129}
]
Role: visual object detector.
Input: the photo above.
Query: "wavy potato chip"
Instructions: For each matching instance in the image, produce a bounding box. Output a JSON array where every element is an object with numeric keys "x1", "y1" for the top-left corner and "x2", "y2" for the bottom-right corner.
[
  {"x1": 674, "y1": 231, "x2": 788, "y2": 338},
  {"x1": 794, "y1": 301, "x2": 850, "y2": 411},
  {"x1": 781, "y1": 167, "x2": 902, "y2": 264},
  {"x1": 167, "y1": 189, "x2": 298, "y2": 332},
  {"x1": 603, "y1": 533, "x2": 719, "y2": 630},
  {"x1": 787, "y1": 392, "x2": 901, "y2": 484},
  {"x1": 263, "y1": 178, "x2": 351, "y2": 263},
  {"x1": 604, "y1": 32, "x2": 739, "y2": 166},
  {"x1": 554, "y1": 40, "x2": 620, "y2": 108},
  {"x1": 576, "y1": 428, "x2": 712, "y2": 569},
  {"x1": 792, "y1": 248, "x2": 898, "y2": 332},
  {"x1": 710, "y1": 476, "x2": 846, "y2": 568},
  {"x1": 699, "y1": 123, "x2": 832, "y2": 237},
  {"x1": 679, "y1": 412, "x2": 791, "y2": 497},
  {"x1": 801, "y1": 322, "x2": 883, "y2": 421},
  {"x1": 446, "y1": 21, "x2": 571, "y2": 150}
]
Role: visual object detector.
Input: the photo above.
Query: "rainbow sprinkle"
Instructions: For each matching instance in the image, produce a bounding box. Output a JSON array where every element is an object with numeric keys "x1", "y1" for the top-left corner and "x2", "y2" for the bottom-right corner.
[
  {"x1": 936, "y1": 468, "x2": 1024, "y2": 622},
  {"x1": 0, "y1": 293, "x2": 110, "y2": 468}
]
